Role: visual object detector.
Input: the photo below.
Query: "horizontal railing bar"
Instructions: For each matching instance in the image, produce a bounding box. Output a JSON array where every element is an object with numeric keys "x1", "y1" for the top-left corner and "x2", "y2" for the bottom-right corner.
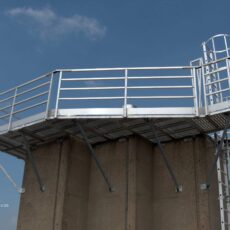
[
  {"x1": 0, "y1": 72, "x2": 52, "y2": 97},
  {"x1": 128, "y1": 76, "x2": 193, "y2": 79},
  {"x1": 0, "y1": 113, "x2": 10, "y2": 120},
  {"x1": 59, "y1": 97, "x2": 124, "y2": 100},
  {"x1": 12, "y1": 101, "x2": 47, "y2": 115},
  {"x1": 205, "y1": 77, "x2": 229, "y2": 86},
  {"x1": 0, "y1": 95, "x2": 15, "y2": 104},
  {"x1": 57, "y1": 66, "x2": 195, "y2": 72},
  {"x1": 16, "y1": 73, "x2": 51, "y2": 89},
  {"x1": 204, "y1": 66, "x2": 227, "y2": 76},
  {"x1": 0, "y1": 88, "x2": 15, "y2": 97},
  {"x1": 16, "y1": 81, "x2": 50, "y2": 97},
  {"x1": 14, "y1": 91, "x2": 49, "y2": 106},
  {"x1": 128, "y1": 85, "x2": 193, "y2": 89},
  {"x1": 60, "y1": 95, "x2": 194, "y2": 100},
  {"x1": 62, "y1": 77, "x2": 125, "y2": 81},
  {"x1": 206, "y1": 88, "x2": 230, "y2": 96},
  {"x1": 61, "y1": 76, "x2": 193, "y2": 81},
  {"x1": 60, "y1": 85, "x2": 193, "y2": 91},
  {"x1": 60, "y1": 87, "x2": 125, "y2": 90},
  {"x1": 0, "y1": 104, "x2": 13, "y2": 113},
  {"x1": 127, "y1": 96, "x2": 195, "y2": 99}
]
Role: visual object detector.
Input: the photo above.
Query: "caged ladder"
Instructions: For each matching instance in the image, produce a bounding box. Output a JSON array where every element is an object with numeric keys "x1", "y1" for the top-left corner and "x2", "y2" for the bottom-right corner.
[
  {"x1": 202, "y1": 34, "x2": 230, "y2": 230},
  {"x1": 202, "y1": 39, "x2": 223, "y2": 105}
]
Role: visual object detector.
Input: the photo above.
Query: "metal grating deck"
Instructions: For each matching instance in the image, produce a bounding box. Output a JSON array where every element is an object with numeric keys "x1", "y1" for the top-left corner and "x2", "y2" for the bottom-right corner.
[{"x1": 0, "y1": 111, "x2": 229, "y2": 159}]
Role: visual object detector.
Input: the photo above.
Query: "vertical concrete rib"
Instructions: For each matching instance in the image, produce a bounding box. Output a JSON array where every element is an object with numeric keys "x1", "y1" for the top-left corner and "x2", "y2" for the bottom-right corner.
[
  {"x1": 52, "y1": 140, "x2": 68, "y2": 230},
  {"x1": 126, "y1": 137, "x2": 137, "y2": 230}
]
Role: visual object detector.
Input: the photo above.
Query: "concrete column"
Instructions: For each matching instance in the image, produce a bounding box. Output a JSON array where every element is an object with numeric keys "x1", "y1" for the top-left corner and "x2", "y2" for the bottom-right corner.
[
  {"x1": 17, "y1": 135, "x2": 220, "y2": 230},
  {"x1": 86, "y1": 139, "x2": 127, "y2": 230},
  {"x1": 126, "y1": 137, "x2": 137, "y2": 230},
  {"x1": 17, "y1": 139, "x2": 70, "y2": 230}
]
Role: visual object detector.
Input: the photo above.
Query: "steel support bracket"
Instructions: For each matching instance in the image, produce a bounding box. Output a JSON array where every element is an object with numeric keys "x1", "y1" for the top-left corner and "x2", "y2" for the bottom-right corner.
[
  {"x1": 0, "y1": 163, "x2": 25, "y2": 193},
  {"x1": 21, "y1": 132, "x2": 45, "y2": 192},
  {"x1": 150, "y1": 121, "x2": 182, "y2": 193},
  {"x1": 76, "y1": 122, "x2": 115, "y2": 193},
  {"x1": 202, "y1": 116, "x2": 230, "y2": 190}
]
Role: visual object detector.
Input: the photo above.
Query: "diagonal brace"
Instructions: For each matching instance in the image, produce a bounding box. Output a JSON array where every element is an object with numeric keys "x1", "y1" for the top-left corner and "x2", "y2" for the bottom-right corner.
[
  {"x1": 77, "y1": 123, "x2": 115, "y2": 192},
  {"x1": 0, "y1": 163, "x2": 25, "y2": 193},
  {"x1": 203, "y1": 117, "x2": 230, "y2": 190},
  {"x1": 21, "y1": 133, "x2": 45, "y2": 192},
  {"x1": 151, "y1": 122, "x2": 182, "y2": 192}
]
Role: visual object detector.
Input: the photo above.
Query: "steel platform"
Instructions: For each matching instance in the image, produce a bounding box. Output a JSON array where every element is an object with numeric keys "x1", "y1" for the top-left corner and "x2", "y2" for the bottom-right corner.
[{"x1": 1, "y1": 34, "x2": 230, "y2": 159}]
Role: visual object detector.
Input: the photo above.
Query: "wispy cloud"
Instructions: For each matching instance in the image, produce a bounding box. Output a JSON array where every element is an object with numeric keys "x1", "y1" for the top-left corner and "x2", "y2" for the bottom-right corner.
[{"x1": 6, "y1": 7, "x2": 106, "y2": 41}]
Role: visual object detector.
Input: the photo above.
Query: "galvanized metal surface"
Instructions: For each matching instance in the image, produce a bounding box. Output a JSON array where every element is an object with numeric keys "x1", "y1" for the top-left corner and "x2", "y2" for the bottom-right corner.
[{"x1": 0, "y1": 34, "x2": 230, "y2": 158}]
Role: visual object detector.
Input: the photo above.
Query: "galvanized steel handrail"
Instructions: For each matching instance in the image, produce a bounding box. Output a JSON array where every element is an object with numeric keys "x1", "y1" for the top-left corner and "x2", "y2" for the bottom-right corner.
[
  {"x1": 0, "y1": 72, "x2": 52, "y2": 131},
  {"x1": 0, "y1": 55, "x2": 230, "y2": 132},
  {"x1": 54, "y1": 66, "x2": 199, "y2": 119}
]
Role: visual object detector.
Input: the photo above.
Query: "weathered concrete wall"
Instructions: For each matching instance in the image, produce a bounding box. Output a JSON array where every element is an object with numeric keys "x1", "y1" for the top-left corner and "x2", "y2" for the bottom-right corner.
[
  {"x1": 17, "y1": 135, "x2": 220, "y2": 230},
  {"x1": 17, "y1": 139, "x2": 71, "y2": 230}
]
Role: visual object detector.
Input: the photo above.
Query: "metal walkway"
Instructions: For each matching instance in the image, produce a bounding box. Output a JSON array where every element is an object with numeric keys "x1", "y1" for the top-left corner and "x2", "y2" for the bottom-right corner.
[{"x1": 1, "y1": 34, "x2": 230, "y2": 158}]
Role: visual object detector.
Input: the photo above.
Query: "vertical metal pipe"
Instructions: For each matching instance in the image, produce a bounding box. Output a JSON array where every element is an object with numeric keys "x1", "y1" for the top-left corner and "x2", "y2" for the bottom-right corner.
[
  {"x1": 225, "y1": 58, "x2": 230, "y2": 99},
  {"x1": 206, "y1": 117, "x2": 230, "y2": 188},
  {"x1": 202, "y1": 42, "x2": 214, "y2": 106},
  {"x1": 198, "y1": 66, "x2": 203, "y2": 108},
  {"x1": 124, "y1": 69, "x2": 128, "y2": 117},
  {"x1": 212, "y1": 37, "x2": 222, "y2": 102},
  {"x1": 55, "y1": 71, "x2": 63, "y2": 118},
  {"x1": 215, "y1": 133, "x2": 226, "y2": 230},
  {"x1": 224, "y1": 35, "x2": 229, "y2": 57},
  {"x1": 201, "y1": 59, "x2": 208, "y2": 115},
  {"x1": 192, "y1": 67, "x2": 199, "y2": 116},
  {"x1": 46, "y1": 72, "x2": 54, "y2": 119},
  {"x1": 224, "y1": 36, "x2": 230, "y2": 92},
  {"x1": 8, "y1": 87, "x2": 18, "y2": 131}
]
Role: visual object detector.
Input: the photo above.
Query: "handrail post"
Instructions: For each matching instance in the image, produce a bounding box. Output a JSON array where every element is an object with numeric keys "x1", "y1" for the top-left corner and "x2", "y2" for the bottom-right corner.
[
  {"x1": 201, "y1": 59, "x2": 208, "y2": 115},
  {"x1": 192, "y1": 67, "x2": 199, "y2": 116},
  {"x1": 46, "y1": 72, "x2": 54, "y2": 119},
  {"x1": 8, "y1": 87, "x2": 18, "y2": 131},
  {"x1": 124, "y1": 69, "x2": 128, "y2": 117},
  {"x1": 55, "y1": 71, "x2": 63, "y2": 118},
  {"x1": 226, "y1": 58, "x2": 230, "y2": 94}
]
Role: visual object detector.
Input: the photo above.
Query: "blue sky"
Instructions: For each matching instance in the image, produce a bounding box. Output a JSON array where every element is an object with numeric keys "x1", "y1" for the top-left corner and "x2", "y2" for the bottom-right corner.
[{"x1": 0, "y1": 0, "x2": 230, "y2": 229}]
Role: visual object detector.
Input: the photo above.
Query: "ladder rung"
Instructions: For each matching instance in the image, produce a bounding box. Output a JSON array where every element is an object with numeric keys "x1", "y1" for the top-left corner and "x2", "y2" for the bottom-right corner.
[
  {"x1": 220, "y1": 193, "x2": 230, "y2": 197},
  {"x1": 221, "y1": 171, "x2": 227, "y2": 176},
  {"x1": 223, "y1": 209, "x2": 230, "y2": 214},
  {"x1": 220, "y1": 159, "x2": 228, "y2": 163},
  {"x1": 218, "y1": 198, "x2": 230, "y2": 202},
  {"x1": 205, "y1": 66, "x2": 227, "y2": 75},
  {"x1": 219, "y1": 195, "x2": 230, "y2": 200},
  {"x1": 218, "y1": 169, "x2": 227, "y2": 175},
  {"x1": 219, "y1": 181, "x2": 230, "y2": 187}
]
